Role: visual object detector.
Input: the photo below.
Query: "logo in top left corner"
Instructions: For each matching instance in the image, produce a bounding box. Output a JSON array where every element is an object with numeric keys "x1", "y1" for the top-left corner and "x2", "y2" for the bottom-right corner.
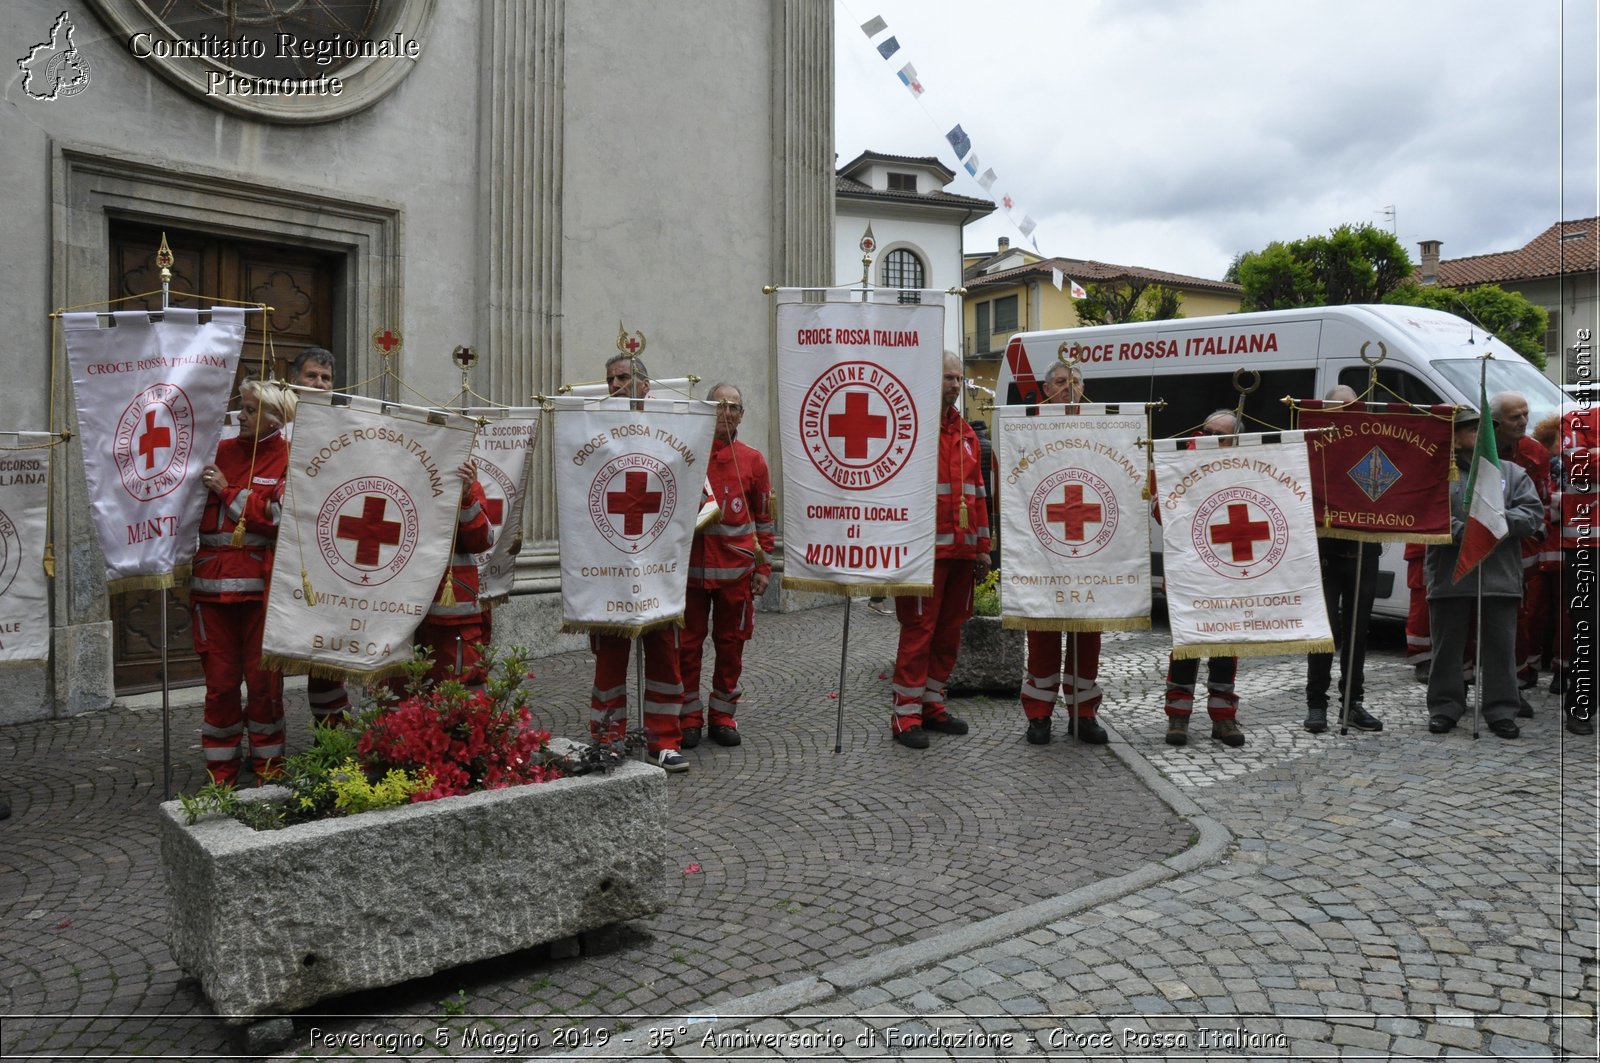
[{"x1": 17, "y1": 12, "x2": 93, "y2": 102}]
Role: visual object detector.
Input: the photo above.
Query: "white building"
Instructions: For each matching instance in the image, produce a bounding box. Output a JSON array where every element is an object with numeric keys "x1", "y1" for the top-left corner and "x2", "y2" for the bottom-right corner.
[
  {"x1": 834, "y1": 151, "x2": 995, "y2": 355},
  {"x1": 1, "y1": 0, "x2": 833, "y2": 720}
]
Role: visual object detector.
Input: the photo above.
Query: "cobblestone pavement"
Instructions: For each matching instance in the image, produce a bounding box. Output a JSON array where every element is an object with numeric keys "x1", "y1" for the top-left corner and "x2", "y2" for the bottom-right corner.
[
  {"x1": 0, "y1": 602, "x2": 1188, "y2": 1060},
  {"x1": 589, "y1": 627, "x2": 1599, "y2": 1062}
]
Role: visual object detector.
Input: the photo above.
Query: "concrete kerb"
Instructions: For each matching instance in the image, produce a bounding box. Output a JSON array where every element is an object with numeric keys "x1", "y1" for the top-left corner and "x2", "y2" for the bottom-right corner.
[{"x1": 560, "y1": 715, "x2": 1234, "y2": 1060}]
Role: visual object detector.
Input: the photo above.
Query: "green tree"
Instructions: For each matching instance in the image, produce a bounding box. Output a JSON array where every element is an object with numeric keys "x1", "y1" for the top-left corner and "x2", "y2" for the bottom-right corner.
[
  {"x1": 1073, "y1": 280, "x2": 1184, "y2": 324},
  {"x1": 1384, "y1": 282, "x2": 1549, "y2": 370},
  {"x1": 1233, "y1": 223, "x2": 1413, "y2": 310}
]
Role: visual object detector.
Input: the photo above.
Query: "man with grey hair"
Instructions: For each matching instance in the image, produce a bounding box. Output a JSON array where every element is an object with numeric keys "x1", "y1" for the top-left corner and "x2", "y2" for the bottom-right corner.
[
  {"x1": 677, "y1": 382, "x2": 774, "y2": 748},
  {"x1": 1304, "y1": 386, "x2": 1383, "y2": 734},
  {"x1": 588, "y1": 354, "x2": 690, "y2": 771},
  {"x1": 1163, "y1": 410, "x2": 1246, "y2": 747}
]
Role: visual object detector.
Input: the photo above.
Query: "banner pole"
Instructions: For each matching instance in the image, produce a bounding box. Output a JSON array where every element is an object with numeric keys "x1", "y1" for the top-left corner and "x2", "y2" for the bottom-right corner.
[
  {"x1": 1472, "y1": 568, "x2": 1483, "y2": 739},
  {"x1": 835, "y1": 597, "x2": 851, "y2": 754},
  {"x1": 635, "y1": 637, "x2": 645, "y2": 747},
  {"x1": 1337, "y1": 548, "x2": 1364, "y2": 736},
  {"x1": 160, "y1": 594, "x2": 172, "y2": 800}
]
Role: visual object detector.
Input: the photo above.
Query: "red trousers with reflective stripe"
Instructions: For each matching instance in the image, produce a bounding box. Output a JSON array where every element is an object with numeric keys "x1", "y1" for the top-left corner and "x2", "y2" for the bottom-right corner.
[
  {"x1": 1405, "y1": 554, "x2": 1431, "y2": 665},
  {"x1": 680, "y1": 582, "x2": 754, "y2": 729},
  {"x1": 413, "y1": 618, "x2": 489, "y2": 690},
  {"x1": 891, "y1": 559, "x2": 974, "y2": 732},
  {"x1": 590, "y1": 630, "x2": 684, "y2": 753},
  {"x1": 1164, "y1": 655, "x2": 1238, "y2": 721},
  {"x1": 1021, "y1": 630, "x2": 1102, "y2": 721},
  {"x1": 192, "y1": 599, "x2": 283, "y2": 782},
  {"x1": 306, "y1": 676, "x2": 350, "y2": 727}
]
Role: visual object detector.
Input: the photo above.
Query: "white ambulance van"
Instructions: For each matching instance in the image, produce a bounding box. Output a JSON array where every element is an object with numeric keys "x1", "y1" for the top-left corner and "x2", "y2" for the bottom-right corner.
[{"x1": 992, "y1": 304, "x2": 1567, "y2": 619}]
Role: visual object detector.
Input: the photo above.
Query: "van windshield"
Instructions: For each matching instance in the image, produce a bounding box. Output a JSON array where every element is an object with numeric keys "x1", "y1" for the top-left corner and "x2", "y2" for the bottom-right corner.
[{"x1": 1432, "y1": 358, "x2": 1567, "y2": 429}]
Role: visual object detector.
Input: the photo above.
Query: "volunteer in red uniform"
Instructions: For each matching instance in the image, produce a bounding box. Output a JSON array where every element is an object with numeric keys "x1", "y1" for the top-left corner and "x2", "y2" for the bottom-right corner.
[
  {"x1": 289, "y1": 346, "x2": 352, "y2": 728},
  {"x1": 1162, "y1": 410, "x2": 1244, "y2": 748},
  {"x1": 1559, "y1": 401, "x2": 1597, "y2": 735},
  {"x1": 1017, "y1": 360, "x2": 1108, "y2": 746},
  {"x1": 192, "y1": 380, "x2": 297, "y2": 783},
  {"x1": 891, "y1": 352, "x2": 992, "y2": 749},
  {"x1": 678, "y1": 383, "x2": 774, "y2": 749},
  {"x1": 405, "y1": 460, "x2": 495, "y2": 689},
  {"x1": 589, "y1": 354, "x2": 690, "y2": 772}
]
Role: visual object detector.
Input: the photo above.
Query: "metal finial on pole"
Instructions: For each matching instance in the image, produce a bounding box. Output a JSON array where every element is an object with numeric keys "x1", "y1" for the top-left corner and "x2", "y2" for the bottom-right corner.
[{"x1": 859, "y1": 224, "x2": 876, "y2": 290}]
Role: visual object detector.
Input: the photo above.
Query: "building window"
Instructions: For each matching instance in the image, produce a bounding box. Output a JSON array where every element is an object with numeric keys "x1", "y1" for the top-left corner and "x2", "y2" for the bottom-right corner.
[
  {"x1": 886, "y1": 171, "x2": 918, "y2": 192},
  {"x1": 883, "y1": 248, "x2": 924, "y2": 304},
  {"x1": 993, "y1": 294, "x2": 1019, "y2": 333}
]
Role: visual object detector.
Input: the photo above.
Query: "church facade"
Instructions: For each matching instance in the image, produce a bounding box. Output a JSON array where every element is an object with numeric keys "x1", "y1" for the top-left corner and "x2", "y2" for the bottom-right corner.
[{"x1": 1, "y1": 0, "x2": 834, "y2": 720}]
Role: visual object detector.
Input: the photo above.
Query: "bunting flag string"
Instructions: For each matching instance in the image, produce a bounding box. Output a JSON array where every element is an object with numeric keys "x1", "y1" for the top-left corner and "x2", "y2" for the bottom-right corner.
[{"x1": 854, "y1": 11, "x2": 1048, "y2": 251}]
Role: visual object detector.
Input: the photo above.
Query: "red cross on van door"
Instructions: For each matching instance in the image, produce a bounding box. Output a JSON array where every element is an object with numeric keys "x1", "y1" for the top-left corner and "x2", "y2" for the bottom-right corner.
[
  {"x1": 827, "y1": 390, "x2": 889, "y2": 459},
  {"x1": 606, "y1": 470, "x2": 662, "y2": 535},
  {"x1": 1209, "y1": 503, "x2": 1271, "y2": 563},
  {"x1": 337, "y1": 496, "x2": 404, "y2": 566}
]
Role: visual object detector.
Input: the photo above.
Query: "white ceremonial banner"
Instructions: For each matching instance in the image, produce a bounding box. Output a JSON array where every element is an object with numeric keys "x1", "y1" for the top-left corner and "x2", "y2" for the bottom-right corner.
[
  {"x1": 775, "y1": 291, "x2": 942, "y2": 595},
  {"x1": 262, "y1": 392, "x2": 481, "y2": 681},
  {"x1": 63, "y1": 308, "x2": 245, "y2": 592},
  {"x1": 0, "y1": 433, "x2": 54, "y2": 665},
  {"x1": 1153, "y1": 431, "x2": 1334, "y2": 659},
  {"x1": 995, "y1": 405, "x2": 1151, "y2": 631},
  {"x1": 552, "y1": 396, "x2": 717, "y2": 635},
  {"x1": 465, "y1": 408, "x2": 541, "y2": 605}
]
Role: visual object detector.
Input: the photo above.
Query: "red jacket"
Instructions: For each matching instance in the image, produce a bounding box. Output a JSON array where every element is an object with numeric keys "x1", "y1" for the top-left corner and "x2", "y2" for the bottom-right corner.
[
  {"x1": 689, "y1": 438, "x2": 775, "y2": 588},
  {"x1": 1499, "y1": 434, "x2": 1553, "y2": 568},
  {"x1": 190, "y1": 430, "x2": 288, "y2": 602},
  {"x1": 1560, "y1": 406, "x2": 1598, "y2": 549},
  {"x1": 935, "y1": 407, "x2": 991, "y2": 561},
  {"x1": 427, "y1": 480, "x2": 496, "y2": 623}
]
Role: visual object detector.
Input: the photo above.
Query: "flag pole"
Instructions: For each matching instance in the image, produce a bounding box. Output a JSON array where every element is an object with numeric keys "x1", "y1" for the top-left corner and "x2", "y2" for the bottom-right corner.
[
  {"x1": 1470, "y1": 354, "x2": 1489, "y2": 740},
  {"x1": 834, "y1": 227, "x2": 878, "y2": 755}
]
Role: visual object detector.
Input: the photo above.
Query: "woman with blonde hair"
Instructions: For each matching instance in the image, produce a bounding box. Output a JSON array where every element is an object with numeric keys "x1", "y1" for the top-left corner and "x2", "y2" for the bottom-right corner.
[{"x1": 192, "y1": 379, "x2": 298, "y2": 783}]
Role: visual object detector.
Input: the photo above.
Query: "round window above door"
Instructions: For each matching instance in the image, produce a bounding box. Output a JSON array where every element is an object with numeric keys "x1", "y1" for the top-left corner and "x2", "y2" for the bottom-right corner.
[{"x1": 88, "y1": 0, "x2": 435, "y2": 123}]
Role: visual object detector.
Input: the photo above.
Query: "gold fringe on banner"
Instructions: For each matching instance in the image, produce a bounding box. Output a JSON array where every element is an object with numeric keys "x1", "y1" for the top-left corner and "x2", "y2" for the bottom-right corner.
[
  {"x1": 1171, "y1": 637, "x2": 1335, "y2": 661},
  {"x1": 106, "y1": 572, "x2": 178, "y2": 594},
  {"x1": 1319, "y1": 529, "x2": 1454, "y2": 545},
  {"x1": 561, "y1": 614, "x2": 686, "y2": 638},
  {"x1": 0, "y1": 658, "x2": 50, "y2": 669},
  {"x1": 780, "y1": 577, "x2": 933, "y2": 597},
  {"x1": 1002, "y1": 615, "x2": 1152, "y2": 633},
  {"x1": 262, "y1": 653, "x2": 411, "y2": 685}
]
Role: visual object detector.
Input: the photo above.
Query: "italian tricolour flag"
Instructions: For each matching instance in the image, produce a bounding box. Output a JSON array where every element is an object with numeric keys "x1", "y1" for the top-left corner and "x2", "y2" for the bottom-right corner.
[{"x1": 1452, "y1": 383, "x2": 1507, "y2": 583}]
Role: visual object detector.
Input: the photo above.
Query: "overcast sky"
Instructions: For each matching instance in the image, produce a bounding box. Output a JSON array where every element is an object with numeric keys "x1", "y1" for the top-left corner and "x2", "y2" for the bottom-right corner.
[{"x1": 835, "y1": 0, "x2": 1599, "y2": 282}]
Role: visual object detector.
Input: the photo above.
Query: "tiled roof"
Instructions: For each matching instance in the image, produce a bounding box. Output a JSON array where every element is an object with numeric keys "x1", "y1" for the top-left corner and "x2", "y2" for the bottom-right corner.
[
  {"x1": 965, "y1": 255, "x2": 1240, "y2": 295},
  {"x1": 835, "y1": 174, "x2": 996, "y2": 212},
  {"x1": 838, "y1": 150, "x2": 956, "y2": 184},
  {"x1": 1432, "y1": 218, "x2": 1600, "y2": 286}
]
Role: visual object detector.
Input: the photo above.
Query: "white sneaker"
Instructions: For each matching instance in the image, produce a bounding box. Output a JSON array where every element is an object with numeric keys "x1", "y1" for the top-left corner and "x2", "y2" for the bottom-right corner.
[{"x1": 647, "y1": 749, "x2": 689, "y2": 773}]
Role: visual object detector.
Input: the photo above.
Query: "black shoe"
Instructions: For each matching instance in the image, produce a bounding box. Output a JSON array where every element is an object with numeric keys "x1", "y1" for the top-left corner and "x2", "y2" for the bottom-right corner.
[
  {"x1": 1345, "y1": 704, "x2": 1383, "y2": 732},
  {"x1": 922, "y1": 714, "x2": 969, "y2": 735},
  {"x1": 1519, "y1": 672, "x2": 1539, "y2": 690},
  {"x1": 1428, "y1": 714, "x2": 1456, "y2": 734},
  {"x1": 709, "y1": 724, "x2": 742, "y2": 747},
  {"x1": 1517, "y1": 698, "x2": 1534, "y2": 719},
  {"x1": 1567, "y1": 715, "x2": 1595, "y2": 736},
  {"x1": 1488, "y1": 719, "x2": 1520, "y2": 739},
  {"x1": 680, "y1": 726, "x2": 702, "y2": 750},
  {"x1": 1025, "y1": 718, "x2": 1052, "y2": 745},
  {"x1": 893, "y1": 726, "x2": 929, "y2": 749},
  {"x1": 1304, "y1": 706, "x2": 1328, "y2": 734},
  {"x1": 1551, "y1": 670, "x2": 1567, "y2": 695},
  {"x1": 1076, "y1": 718, "x2": 1109, "y2": 745}
]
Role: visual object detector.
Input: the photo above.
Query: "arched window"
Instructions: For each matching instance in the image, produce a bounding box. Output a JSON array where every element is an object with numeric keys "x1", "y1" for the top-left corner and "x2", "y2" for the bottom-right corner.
[{"x1": 882, "y1": 249, "x2": 924, "y2": 304}]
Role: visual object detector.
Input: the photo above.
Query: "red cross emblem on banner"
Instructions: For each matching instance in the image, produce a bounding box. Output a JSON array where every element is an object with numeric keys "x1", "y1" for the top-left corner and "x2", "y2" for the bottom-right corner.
[
  {"x1": 137, "y1": 409, "x2": 171, "y2": 471},
  {"x1": 827, "y1": 390, "x2": 889, "y2": 460},
  {"x1": 606, "y1": 470, "x2": 663, "y2": 535},
  {"x1": 372, "y1": 328, "x2": 403, "y2": 355},
  {"x1": 483, "y1": 495, "x2": 505, "y2": 529},
  {"x1": 1047, "y1": 482, "x2": 1102, "y2": 542},
  {"x1": 1208, "y1": 502, "x2": 1271, "y2": 563},
  {"x1": 337, "y1": 496, "x2": 404, "y2": 568}
]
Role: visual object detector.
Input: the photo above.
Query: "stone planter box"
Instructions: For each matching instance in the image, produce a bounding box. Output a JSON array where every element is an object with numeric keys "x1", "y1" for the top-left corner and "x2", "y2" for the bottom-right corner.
[
  {"x1": 159, "y1": 760, "x2": 667, "y2": 1023},
  {"x1": 946, "y1": 614, "x2": 1024, "y2": 696}
]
